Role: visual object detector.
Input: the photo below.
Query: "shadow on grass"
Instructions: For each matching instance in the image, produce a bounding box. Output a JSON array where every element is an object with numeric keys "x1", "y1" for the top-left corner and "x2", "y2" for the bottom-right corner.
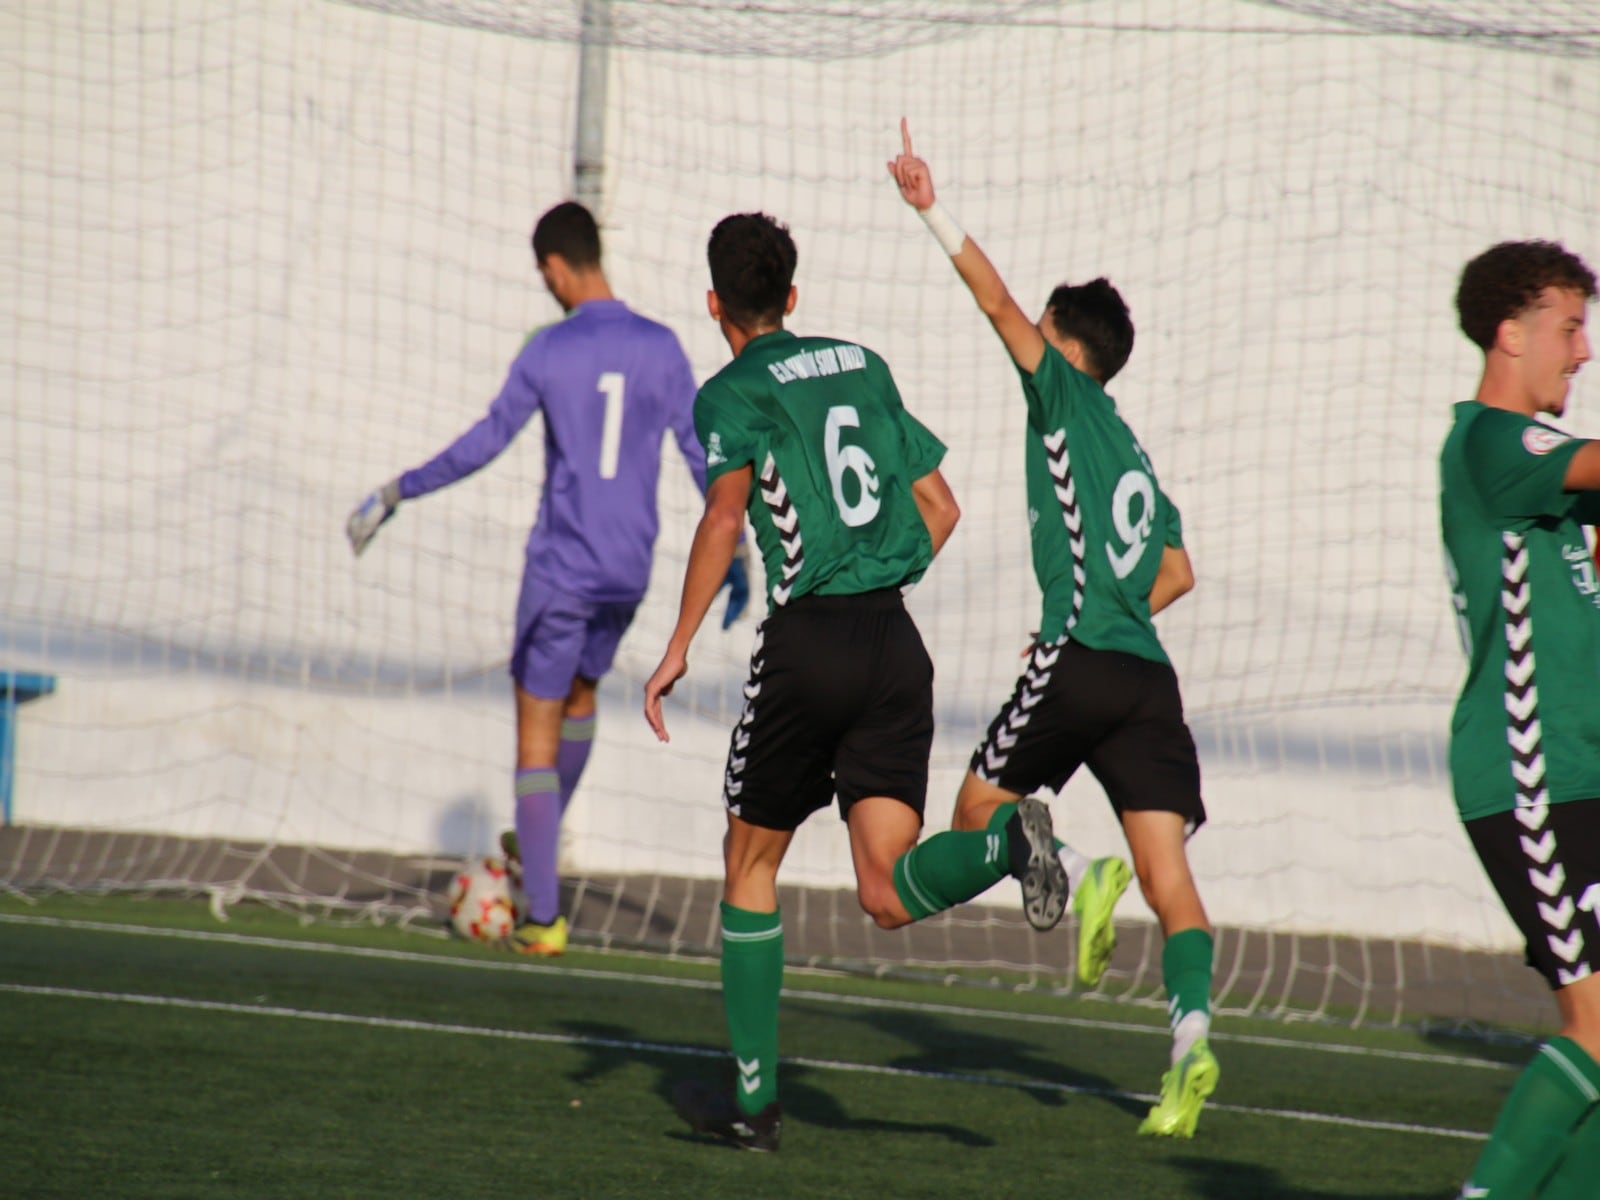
[
  {"x1": 1169, "y1": 1156, "x2": 1449, "y2": 1200},
  {"x1": 846, "y1": 1003, "x2": 1148, "y2": 1122},
  {"x1": 556, "y1": 1018, "x2": 994, "y2": 1146},
  {"x1": 1418, "y1": 1024, "x2": 1539, "y2": 1069},
  {"x1": 555, "y1": 987, "x2": 1146, "y2": 1146},
  {"x1": 669, "y1": 1062, "x2": 997, "y2": 1149}
]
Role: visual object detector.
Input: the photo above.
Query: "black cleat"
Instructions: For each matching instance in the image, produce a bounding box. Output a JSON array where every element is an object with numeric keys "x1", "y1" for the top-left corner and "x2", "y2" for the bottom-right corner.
[
  {"x1": 1009, "y1": 796, "x2": 1069, "y2": 932},
  {"x1": 671, "y1": 1079, "x2": 782, "y2": 1152}
]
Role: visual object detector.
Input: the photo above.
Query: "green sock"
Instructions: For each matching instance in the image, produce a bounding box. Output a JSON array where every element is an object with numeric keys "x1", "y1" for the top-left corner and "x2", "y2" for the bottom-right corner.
[
  {"x1": 1463, "y1": 1037, "x2": 1600, "y2": 1198},
  {"x1": 892, "y1": 802, "x2": 1016, "y2": 921},
  {"x1": 1162, "y1": 927, "x2": 1214, "y2": 1036},
  {"x1": 1537, "y1": 1097, "x2": 1600, "y2": 1200},
  {"x1": 720, "y1": 902, "x2": 783, "y2": 1116}
]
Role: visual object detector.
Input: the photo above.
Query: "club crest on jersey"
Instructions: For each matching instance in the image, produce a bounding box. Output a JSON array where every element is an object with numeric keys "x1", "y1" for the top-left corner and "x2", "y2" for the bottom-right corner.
[
  {"x1": 706, "y1": 431, "x2": 726, "y2": 466},
  {"x1": 1522, "y1": 425, "x2": 1571, "y2": 456}
]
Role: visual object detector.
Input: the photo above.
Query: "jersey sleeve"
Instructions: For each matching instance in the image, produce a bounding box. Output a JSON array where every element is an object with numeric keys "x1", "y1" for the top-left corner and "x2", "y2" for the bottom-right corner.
[
  {"x1": 1017, "y1": 341, "x2": 1094, "y2": 433},
  {"x1": 1163, "y1": 492, "x2": 1185, "y2": 549},
  {"x1": 871, "y1": 356, "x2": 947, "y2": 479},
  {"x1": 898, "y1": 408, "x2": 948, "y2": 479},
  {"x1": 396, "y1": 339, "x2": 544, "y2": 500},
  {"x1": 693, "y1": 376, "x2": 759, "y2": 488},
  {"x1": 1462, "y1": 411, "x2": 1589, "y2": 522}
]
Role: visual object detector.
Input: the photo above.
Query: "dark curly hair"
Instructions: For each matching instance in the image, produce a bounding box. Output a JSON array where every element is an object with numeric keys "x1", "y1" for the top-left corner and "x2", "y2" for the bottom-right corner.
[
  {"x1": 1456, "y1": 240, "x2": 1595, "y2": 351},
  {"x1": 1046, "y1": 278, "x2": 1135, "y2": 383},
  {"x1": 708, "y1": 213, "x2": 797, "y2": 330},
  {"x1": 531, "y1": 201, "x2": 601, "y2": 270}
]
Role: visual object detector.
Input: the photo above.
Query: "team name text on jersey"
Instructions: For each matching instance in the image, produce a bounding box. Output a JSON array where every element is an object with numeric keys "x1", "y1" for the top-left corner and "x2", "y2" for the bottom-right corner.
[{"x1": 767, "y1": 344, "x2": 867, "y2": 384}]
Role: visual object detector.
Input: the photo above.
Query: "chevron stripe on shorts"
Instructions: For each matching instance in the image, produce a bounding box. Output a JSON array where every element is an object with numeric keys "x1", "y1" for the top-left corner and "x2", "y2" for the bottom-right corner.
[
  {"x1": 722, "y1": 623, "x2": 768, "y2": 816},
  {"x1": 974, "y1": 638, "x2": 1064, "y2": 785}
]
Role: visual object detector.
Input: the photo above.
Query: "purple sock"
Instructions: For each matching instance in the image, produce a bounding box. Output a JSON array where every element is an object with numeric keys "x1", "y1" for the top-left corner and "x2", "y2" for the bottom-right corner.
[
  {"x1": 556, "y1": 714, "x2": 596, "y2": 812},
  {"x1": 514, "y1": 767, "x2": 562, "y2": 926}
]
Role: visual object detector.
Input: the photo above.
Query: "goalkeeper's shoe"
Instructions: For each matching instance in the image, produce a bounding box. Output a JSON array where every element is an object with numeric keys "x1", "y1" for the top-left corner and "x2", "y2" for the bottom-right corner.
[
  {"x1": 1008, "y1": 796, "x2": 1069, "y2": 932},
  {"x1": 670, "y1": 1080, "x2": 782, "y2": 1152},
  {"x1": 503, "y1": 915, "x2": 568, "y2": 957},
  {"x1": 1073, "y1": 855, "x2": 1132, "y2": 987},
  {"x1": 1138, "y1": 1038, "x2": 1220, "y2": 1139}
]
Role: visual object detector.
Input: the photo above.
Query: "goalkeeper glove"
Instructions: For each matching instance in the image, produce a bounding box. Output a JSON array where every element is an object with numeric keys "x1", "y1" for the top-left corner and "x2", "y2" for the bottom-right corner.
[
  {"x1": 346, "y1": 479, "x2": 402, "y2": 556},
  {"x1": 719, "y1": 546, "x2": 750, "y2": 629}
]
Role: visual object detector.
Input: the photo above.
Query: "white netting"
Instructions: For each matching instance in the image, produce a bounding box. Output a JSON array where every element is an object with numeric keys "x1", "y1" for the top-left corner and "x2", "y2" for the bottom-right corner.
[{"x1": 4, "y1": 0, "x2": 1597, "y2": 1028}]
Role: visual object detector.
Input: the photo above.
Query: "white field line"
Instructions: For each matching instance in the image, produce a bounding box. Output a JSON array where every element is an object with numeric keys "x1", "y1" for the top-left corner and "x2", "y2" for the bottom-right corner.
[
  {"x1": 0, "y1": 912, "x2": 1521, "y2": 1074},
  {"x1": 0, "y1": 980, "x2": 1486, "y2": 1143}
]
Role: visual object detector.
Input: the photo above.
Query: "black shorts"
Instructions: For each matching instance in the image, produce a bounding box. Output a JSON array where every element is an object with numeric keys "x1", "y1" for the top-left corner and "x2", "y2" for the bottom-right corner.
[
  {"x1": 969, "y1": 638, "x2": 1206, "y2": 832},
  {"x1": 722, "y1": 588, "x2": 933, "y2": 831},
  {"x1": 1466, "y1": 797, "x2": 1600, "y2": 990}
]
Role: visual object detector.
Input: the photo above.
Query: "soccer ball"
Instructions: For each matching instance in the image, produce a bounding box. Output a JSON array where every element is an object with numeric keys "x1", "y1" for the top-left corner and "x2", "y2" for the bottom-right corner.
[{"x1": 447, "y1": 856, "x2": 518, "y2": 942}]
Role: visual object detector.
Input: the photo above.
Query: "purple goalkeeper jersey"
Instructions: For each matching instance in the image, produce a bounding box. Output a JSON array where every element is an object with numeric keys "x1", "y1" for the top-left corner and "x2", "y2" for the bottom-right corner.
[{"x1": 396, "y1": 299, "x2": 706, "y2": 602}]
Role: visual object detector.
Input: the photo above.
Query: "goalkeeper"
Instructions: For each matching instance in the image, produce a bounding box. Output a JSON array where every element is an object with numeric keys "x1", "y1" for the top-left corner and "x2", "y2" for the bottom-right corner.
[
  {"x1": 889, "y1": 120, "x2": 1218, "y2": 1138},
  {"x1": 347, "y1": 201, "x2": 747, "y2": 957}
]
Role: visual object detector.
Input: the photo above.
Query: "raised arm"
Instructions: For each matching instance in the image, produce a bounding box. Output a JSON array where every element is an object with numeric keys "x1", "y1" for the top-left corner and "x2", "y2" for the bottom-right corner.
[{"x1": 888, "y1": 119, "x2": 1045, "y2": 374}]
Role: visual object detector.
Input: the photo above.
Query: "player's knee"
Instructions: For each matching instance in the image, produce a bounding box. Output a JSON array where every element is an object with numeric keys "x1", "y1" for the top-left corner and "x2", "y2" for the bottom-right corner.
[
  {"x1": 1558, "y1": 978, "x2": 1600, "y2": 1055},
  {"x1": 1133, "y1": 858, "x2": 1209, "y2": 934},
  {"x1": 951, "y1": 773, "x2": 1007, "y2": 832},
  {"x1": 950, "y1": 798, "x2": 995, "y2": 833},
  {"x1": 856, "y1": 877, "x2": 909, "y2": 930},
  {"x1": 1562, "y1": 1026, "x2": 1600, "y2": 1069},
  {"x1": 1132, "y1": 855, "x2": 1182, "y2": 915}
]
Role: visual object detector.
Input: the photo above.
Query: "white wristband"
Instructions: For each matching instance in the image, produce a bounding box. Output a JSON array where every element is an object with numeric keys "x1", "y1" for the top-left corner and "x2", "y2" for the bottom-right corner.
[{"x1": 918, "y1": 201, "x2": 966, "y2": 257}]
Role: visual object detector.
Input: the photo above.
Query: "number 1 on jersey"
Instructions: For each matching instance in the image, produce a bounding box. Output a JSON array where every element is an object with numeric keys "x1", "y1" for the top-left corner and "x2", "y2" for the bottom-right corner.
[{"x1": 597, "y1": 372, "x2": 625, "y2": 479}]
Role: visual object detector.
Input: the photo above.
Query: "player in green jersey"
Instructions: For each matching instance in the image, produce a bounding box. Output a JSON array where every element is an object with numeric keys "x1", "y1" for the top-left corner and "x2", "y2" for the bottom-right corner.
[
  {"x1": 1441, "y1": 240, "x2": 1600, "y2": 1200},
  {"x1": 642, "y1": 211, "x2": 1070, "y2": 1151},
  {"x1": 890, "y1": 120, "x2": 1218, "y2": 1138}
]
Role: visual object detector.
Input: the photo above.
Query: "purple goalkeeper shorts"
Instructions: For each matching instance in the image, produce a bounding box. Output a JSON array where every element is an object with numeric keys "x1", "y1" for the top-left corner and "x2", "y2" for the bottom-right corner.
[{"x1": 510, "y1": 573, "x2": 639, "y2": 700}]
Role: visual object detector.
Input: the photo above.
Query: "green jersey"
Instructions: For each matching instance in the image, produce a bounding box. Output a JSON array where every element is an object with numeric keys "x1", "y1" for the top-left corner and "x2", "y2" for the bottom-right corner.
[
  {"x1": 695, "y1": 330, "x2": 946, "y2": 610},
  {"x1": 1020, "y1": 343, "x2": 1183, "y2": 663},
  {"x1": 1439, "y1": 401, "x2": 1600, "y2": 820}
]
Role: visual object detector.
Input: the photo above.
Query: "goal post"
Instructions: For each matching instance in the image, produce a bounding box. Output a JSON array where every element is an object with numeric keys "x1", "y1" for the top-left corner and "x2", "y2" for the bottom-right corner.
[{"x1": 4, "y1": 0, "x2": 1597, "y2": 1031}]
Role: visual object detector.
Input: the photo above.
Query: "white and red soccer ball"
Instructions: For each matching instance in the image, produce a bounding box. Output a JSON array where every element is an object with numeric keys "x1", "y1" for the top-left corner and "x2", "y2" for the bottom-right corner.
[{"x1": 447, "y1": 857, "x2": 518, "y2": 942}]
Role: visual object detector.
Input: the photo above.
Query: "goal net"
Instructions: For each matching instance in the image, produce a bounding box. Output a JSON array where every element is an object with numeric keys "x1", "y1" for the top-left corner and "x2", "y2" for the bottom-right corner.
[{"x1": 5, "y1": 0, "x2": 1598, "y2": 1031}]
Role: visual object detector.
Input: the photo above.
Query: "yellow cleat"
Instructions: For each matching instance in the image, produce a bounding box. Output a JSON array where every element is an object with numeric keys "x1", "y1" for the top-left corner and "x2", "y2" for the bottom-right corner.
[
  {"x1": 1138, "y1": 1038, "x2": 1219, "y2": 1139},
  {"x1": 1072, "y1": 856, "x2": 1131, "y2": 987},
  {"x1": 503, "y1": 915, "x2": 568, "y2": 957}
]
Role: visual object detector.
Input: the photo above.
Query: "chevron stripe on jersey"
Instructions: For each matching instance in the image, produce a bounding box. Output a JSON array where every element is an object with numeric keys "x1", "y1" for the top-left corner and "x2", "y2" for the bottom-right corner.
[
  {"x1": 1041, "y1": 429, "x2": 1086, "y2": 632},
  {"x1": 1502, "y1": 533, "x2": 1547, "y2": 807},
  {"x1": 1500, "y1": 532, "x2": 1588, "y2": 984},
  {"x1": 723, "y1": 624, "x2": 767, "y2": 816},
  {"x1": 975, "y1": 639, "x2": 1062, "y2": 784},
  {"x1": 758, "y1": 453, "x2": 804, "y2": 606}
]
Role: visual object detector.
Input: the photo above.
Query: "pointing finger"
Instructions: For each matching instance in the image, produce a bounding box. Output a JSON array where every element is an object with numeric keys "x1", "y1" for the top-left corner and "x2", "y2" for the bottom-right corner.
[{"x1": 900, "y1": 116, "x2": 913, "y2": 157}]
